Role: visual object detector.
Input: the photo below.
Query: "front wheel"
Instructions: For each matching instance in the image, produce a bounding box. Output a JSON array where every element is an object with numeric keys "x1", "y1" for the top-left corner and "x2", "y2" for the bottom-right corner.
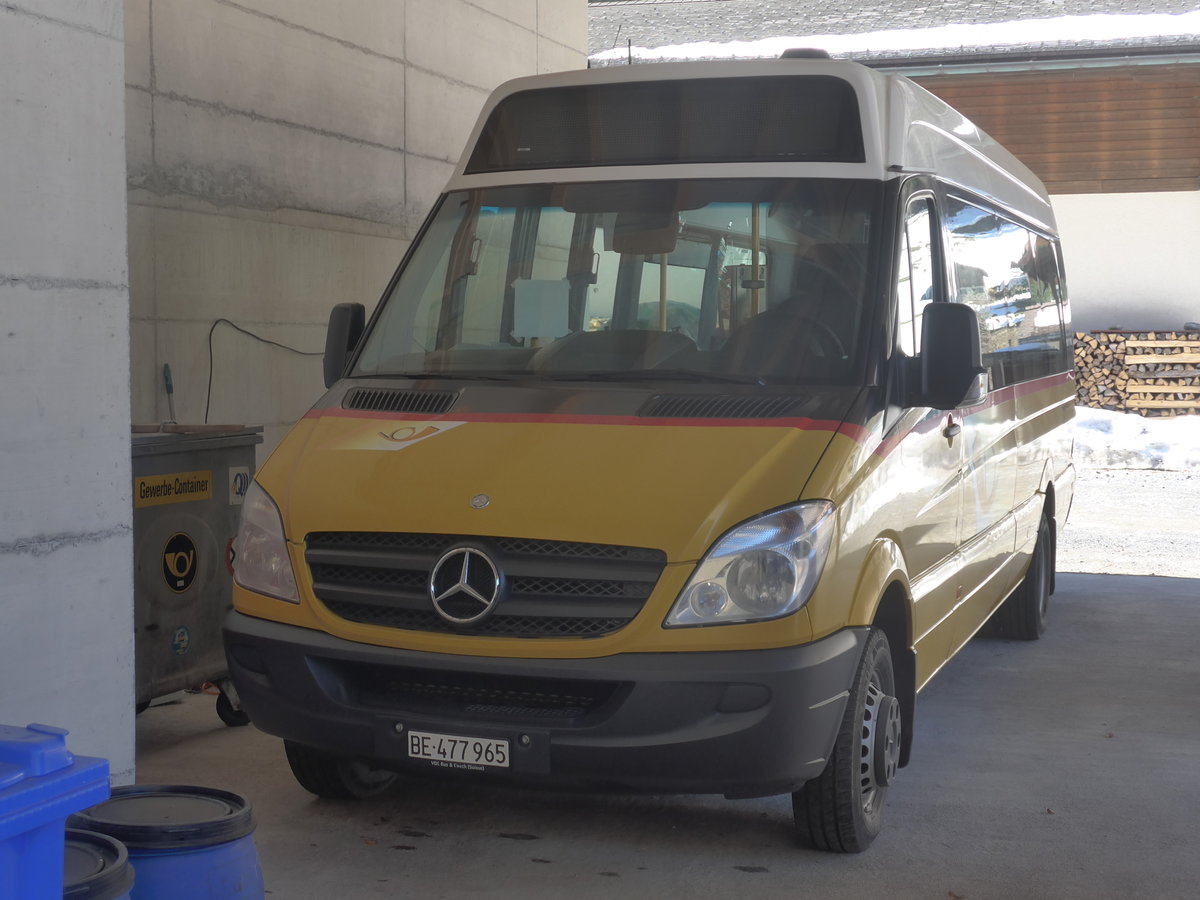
[
  {"x1": 793, "y1": 628, "x2": 900, "y2": 853},
  {"x1": 284, "y1": 741, "x2": 399, "y2": 800}
]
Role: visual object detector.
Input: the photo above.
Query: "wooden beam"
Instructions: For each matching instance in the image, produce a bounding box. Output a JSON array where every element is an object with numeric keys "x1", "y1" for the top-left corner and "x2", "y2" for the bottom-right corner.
[{"x1": 1126, "y1": 352, "x2": 1200, "y2": 365}]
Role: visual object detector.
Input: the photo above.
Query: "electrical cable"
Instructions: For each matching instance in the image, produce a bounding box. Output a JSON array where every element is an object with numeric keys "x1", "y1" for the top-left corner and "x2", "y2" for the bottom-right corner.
[{"x1": 205, "y1": 318, "x2": 323, "y2": 423}]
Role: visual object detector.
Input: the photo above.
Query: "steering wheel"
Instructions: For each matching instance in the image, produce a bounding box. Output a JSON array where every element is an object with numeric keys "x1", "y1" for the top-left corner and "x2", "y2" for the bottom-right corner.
[
  {"x1": 720, "y1": 304, "x2": 848, "y2": 379},
  {"x1": 789, "y1": 312, "x2": 847, "y2": 360}
]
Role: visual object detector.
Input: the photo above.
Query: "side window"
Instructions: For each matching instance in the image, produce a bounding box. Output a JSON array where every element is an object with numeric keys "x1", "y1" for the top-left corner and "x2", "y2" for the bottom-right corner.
[
  {"x1": 461, "y1": 206, "x2": 517, "y2": 345},
  {"x1": 896, "y1": 197, "x2": 936, "y2": 356},
  {"x1": 1053, "y1": 242, "x2": 1073, "y2": 370},
  {"x1": 1008, "y1": 233, "x2": 1069, "y2": 380},
  {"x1": 634, "y1": 237, "x2": 714, "y2": 341},
  {"x1": 945, "y1": 197, "x2": 1068, "y2": 388}
]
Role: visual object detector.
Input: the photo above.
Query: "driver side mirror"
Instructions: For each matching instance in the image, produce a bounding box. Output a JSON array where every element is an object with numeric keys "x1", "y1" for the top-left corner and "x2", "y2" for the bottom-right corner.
[
  {"x1": 324, "y1": 302, "x2": 365, "y2": 388},
  {"x1": 910, "y1": 302, "x2": 988, "y2": 409}
]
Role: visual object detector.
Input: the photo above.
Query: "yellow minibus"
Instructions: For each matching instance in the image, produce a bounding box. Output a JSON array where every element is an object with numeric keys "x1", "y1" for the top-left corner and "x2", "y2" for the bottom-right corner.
[{"x1": 224, "y1": 53, "x2": 1075, "y2": 852}]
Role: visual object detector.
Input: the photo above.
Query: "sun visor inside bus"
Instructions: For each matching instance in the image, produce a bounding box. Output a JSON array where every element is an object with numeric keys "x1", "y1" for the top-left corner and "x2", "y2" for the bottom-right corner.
[
  {"x1": 610, "y1": 210, "x2": 681, "y2": 255},
  {"x1": 466, "y1": 75, "x2": 866, "y2": 173},
  {"x1": 554, "y1": 180, "x2": 687, "y2": 213}
]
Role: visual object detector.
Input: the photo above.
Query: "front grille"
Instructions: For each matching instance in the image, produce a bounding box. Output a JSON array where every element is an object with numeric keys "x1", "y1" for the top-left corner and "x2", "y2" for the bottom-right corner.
[
  {"x1": 322, "y1": 600, "x2": 630, "y2": 638},
  {"x1": 333, "y1": 661, "x2": 624, "y2": 722},
  {"x1": 305, "y1": 532, "x2": 666, "y2": 639}
]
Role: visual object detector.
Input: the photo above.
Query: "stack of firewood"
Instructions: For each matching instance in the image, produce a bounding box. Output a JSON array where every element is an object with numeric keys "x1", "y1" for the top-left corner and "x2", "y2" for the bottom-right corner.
[
  {"x1": 1074, "y1": 332, "x2": 1129, "y2": 412},
  {"x1": 1075, "y1": 331, "x2": 1200, "y2": 416}
]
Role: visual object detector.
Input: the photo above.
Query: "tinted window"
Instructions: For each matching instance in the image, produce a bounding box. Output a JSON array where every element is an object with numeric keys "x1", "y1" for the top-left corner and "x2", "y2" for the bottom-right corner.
[
  {"x1": 945, "y1": 197, "x2": 1067, "y2": 388},
  {"x1": 467, "y1": 77, "x2": 865, "y2": 173},
  {"x1": 896, "y1": 197, "x2": 937, "y2": 357}
]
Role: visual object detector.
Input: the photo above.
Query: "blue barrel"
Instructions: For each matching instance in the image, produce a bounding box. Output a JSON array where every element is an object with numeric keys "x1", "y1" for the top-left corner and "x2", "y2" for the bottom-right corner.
[
  {"x1": 64, "y1": 829, "x2": 134, "y2": 899},
  {"x1": 68, "y1": 785, "x2": 263, "y2": 900}
]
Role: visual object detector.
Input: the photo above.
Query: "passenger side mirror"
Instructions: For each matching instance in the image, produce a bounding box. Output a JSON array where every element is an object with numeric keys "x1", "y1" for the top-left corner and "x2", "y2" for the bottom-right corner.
[
  {"x1": 911, "y1": 302, "x2": 987, "y2": 409},
  {"x1": 324, "y1": 302, "x2": 365, "y2": 388}
]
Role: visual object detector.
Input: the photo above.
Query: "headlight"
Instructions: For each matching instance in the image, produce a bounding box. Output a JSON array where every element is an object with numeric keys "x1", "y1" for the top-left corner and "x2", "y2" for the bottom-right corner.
[
  {"x1": 233, "y1": 482, "x2": 299, "y2": 603},
  {"x1": 665, "y1": 502, "x2": 835, "y2": 627}
]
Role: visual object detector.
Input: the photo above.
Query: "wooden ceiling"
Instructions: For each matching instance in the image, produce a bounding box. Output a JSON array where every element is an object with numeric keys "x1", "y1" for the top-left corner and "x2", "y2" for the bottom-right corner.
[{"x1": 914, "y1": 64, "x2": 1200, "y2": 194}]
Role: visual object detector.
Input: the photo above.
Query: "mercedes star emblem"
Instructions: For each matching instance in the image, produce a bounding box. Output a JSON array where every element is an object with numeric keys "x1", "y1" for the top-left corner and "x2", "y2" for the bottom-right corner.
[{"x1": 428, "y1": 546, "x2": 503, "y2": 626}]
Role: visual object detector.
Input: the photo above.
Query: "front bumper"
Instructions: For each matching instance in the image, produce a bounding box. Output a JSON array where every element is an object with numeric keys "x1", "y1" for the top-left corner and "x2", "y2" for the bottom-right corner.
[{"x1": 223, "y1": 611, "x2": 867, "y2": 798}]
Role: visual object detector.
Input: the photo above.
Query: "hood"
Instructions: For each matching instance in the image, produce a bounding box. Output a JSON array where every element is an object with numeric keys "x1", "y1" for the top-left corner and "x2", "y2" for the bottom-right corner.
[{"x1": 261, "y1": 386, "x2": 861, "y2": 562}]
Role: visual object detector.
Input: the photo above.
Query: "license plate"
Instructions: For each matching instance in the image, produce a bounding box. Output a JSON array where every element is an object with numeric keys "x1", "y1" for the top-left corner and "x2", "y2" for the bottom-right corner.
[{"x1": 407, "y1": 730, "x2": 510, "y2": 769}]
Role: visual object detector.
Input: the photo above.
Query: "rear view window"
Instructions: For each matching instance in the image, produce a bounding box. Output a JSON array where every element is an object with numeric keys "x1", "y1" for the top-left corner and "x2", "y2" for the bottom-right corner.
[{"x1": 466, "y1": 76, "x2": 865, "y2": 173}]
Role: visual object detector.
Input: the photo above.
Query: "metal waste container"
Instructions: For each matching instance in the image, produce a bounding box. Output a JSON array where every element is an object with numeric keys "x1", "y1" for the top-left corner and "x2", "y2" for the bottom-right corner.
[{"x1": 131, "y1": 426, "x2": 262, "y2": 725}]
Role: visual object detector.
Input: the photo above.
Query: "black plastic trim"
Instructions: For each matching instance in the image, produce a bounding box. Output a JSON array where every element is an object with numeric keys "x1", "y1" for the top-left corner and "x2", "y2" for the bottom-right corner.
[{"x1": 224, "y1": 610, "x2": 868, "y2": 797}]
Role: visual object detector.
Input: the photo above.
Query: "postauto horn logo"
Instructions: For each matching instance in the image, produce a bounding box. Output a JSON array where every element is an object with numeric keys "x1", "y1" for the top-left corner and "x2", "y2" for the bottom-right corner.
[{"x1": 163, "y1": 532, "x2": 198, "y2": 593}]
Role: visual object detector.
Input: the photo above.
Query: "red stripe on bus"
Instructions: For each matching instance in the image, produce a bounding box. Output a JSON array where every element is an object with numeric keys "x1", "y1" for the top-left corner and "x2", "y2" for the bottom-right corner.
[
  {"x1": 303, "y1": 406, "x2": 870, "y2": 442},
  {"x1": 871, "y1": 370, "x2": 1074, "y2": 458}
]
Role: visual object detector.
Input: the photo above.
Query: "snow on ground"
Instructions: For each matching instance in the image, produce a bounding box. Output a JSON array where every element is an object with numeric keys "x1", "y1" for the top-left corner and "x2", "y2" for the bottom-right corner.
[
  {"x1": 1072, "y1": 407, "x2": 1200, "y2": 471},
  {"x1": 1061, "y1": 409, "x2": 1200, "y2": 577}
]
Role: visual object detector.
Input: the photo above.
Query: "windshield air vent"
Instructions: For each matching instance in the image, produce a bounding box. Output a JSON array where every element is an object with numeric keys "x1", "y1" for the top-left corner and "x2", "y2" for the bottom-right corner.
[
  {"x1": 342, "y1": 388, "x2": 459, "y2": 415},
  {"x1": 640, "y1": 394, "x2": 802, "y2": 419}
]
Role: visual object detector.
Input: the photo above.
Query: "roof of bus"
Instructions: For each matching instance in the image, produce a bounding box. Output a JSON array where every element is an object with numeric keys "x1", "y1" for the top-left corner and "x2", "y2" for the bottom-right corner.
[{"x1": 447, "y1": 58, "x2": 1056, "y2": 233}]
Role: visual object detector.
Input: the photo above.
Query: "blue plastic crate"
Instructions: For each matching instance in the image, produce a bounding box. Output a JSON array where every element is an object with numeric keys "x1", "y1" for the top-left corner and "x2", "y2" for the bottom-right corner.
[{"x1": 0, "y1": 723, "x2": 110, "y2": 899}]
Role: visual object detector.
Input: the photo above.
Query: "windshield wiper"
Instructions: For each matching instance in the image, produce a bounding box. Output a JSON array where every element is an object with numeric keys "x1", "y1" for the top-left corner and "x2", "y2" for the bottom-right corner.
[
  {"x1": 536, "y1": 369, "x2": 767, "y2": 385},
  {"x1": 372, "y1": 369, "x2": 771, "y2": 385},
  {"x1": 382, "y1": 371, "x2": 527, "y2": 381}
]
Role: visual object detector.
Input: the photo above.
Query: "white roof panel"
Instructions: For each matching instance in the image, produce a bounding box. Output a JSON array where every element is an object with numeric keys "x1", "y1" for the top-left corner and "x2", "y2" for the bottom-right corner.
[{"x1": 447, "y1": 57, "x2": 1055, "y2": 231}]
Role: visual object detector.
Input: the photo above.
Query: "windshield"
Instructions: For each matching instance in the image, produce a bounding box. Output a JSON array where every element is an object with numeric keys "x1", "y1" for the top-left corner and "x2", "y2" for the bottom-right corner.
[{"x1": 354, "y1": 178, "x2": 882, "y2": 385}]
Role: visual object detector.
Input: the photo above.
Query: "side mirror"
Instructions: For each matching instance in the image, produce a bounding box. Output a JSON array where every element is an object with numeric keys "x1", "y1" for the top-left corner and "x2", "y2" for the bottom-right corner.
[
  {"x1": 912, "y1": 302, "x2": 988, "y2": 409},
  {"x1": 323, "y1": 303, "x2": 365, "y2": 388}
]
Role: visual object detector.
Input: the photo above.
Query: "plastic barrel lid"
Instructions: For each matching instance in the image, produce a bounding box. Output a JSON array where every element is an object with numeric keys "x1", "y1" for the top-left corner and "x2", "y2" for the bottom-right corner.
[
  {"x1": 68, "y1": 784, "x2": 256, "y2": 850},
  {"x1": 64, "y1": 829, "x2": 135, "y2": 899}
]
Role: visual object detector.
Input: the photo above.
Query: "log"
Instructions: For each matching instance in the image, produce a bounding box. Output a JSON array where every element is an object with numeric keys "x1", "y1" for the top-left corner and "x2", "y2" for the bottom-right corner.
[
  {"x1": 1125, "y1": 352, "x2": 1200, "y2": 365},
  {"x1": 1126, "y1": 398, "x2": 1200, "y2": 409}
]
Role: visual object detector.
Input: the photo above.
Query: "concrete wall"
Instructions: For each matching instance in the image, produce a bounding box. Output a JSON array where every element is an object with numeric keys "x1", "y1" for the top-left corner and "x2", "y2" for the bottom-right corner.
[
  {"x1": 1053, "y1": 191, "x2": 1200, "y2": 334},
  {"x1": 126, "y1": 0, "x2": 587, "y2": 456},
  {"x1": 0, "y1": 2, "x2": 135, "y2": 780}
]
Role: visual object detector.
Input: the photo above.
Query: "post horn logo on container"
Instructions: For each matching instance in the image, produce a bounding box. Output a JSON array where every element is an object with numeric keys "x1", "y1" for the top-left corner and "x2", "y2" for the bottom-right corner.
[
  {"x1": 163, "y1": 533, "x2": 198, "y2": 593},
  {"x1": 428, "y1": 546, "x2": 505, "y2": 626}
]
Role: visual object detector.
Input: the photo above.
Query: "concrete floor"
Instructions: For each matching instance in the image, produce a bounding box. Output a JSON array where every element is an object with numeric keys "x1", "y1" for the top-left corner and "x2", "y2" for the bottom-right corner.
[{"x1": 135, "y1": 573, "x2": 1200, "y2": 899}]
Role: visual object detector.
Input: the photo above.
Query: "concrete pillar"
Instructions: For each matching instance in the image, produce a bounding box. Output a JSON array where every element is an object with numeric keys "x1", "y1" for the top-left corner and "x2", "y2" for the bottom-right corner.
[{"x1": 0, "y1": 1, "x2": 135, "y2": 780}]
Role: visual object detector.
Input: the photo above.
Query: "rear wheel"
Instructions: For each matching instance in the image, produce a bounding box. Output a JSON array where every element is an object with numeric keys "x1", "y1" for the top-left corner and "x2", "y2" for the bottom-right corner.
[
  {"x1": 998, "y1": 515, "x2": 1052, "y2": 641},
  {"x1": 284, "y1": 741, "x2": 399, "y2": 800},
  {"x1": 793, "y1": 628, "x2": 900, "y2": 853}
]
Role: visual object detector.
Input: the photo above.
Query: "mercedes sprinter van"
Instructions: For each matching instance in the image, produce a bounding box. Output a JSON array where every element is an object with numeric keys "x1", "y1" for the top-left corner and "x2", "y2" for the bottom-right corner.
[{"x1": 224, "y1": 55, "x2": 1075, "y2": 852}]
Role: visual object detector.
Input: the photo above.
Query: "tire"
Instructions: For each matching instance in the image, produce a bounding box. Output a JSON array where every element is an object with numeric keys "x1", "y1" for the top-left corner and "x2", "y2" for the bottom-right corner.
[
  {"x1": 284, "y1": 740, "x2": 399, "y2": 800},
  {"x1": 793, "y1": 628, "x2": 900, "y2": 853},
  {"x1": 997, "y1": 515, "x2": 1053, "y2": 641},
  {"x1": 215, "y1": 690, "x2": 251, "y2": 727}
]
